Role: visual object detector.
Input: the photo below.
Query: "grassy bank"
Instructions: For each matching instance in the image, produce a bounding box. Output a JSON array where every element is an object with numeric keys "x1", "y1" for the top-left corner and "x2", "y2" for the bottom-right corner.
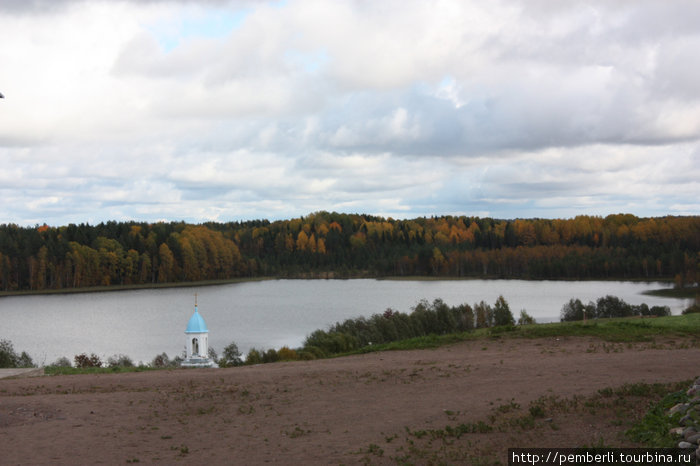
[
  {"x1": 347, "y1": 313, "x2": 700, "y2": 356},
  {"x1": 43, "y1": 365, "x2": 163, "y2": 376},
  {"x1": 644, "y1": 286, "x2": 699, "y2": 299},
  {"x1": 35, "y1": 313, "x2": 700, "y2": 375}
]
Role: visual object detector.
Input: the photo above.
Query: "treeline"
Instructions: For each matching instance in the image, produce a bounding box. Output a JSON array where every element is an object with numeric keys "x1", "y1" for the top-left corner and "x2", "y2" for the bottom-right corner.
[
  {"x1": 299, "y1": 297, "x2": 516, "y2": 358},
  {"x1": 0, "y1": 212, "x2": 698, "y2": 291},
  {"x1": 560, "y1": 295, "x2": 671, "y2": 321}
]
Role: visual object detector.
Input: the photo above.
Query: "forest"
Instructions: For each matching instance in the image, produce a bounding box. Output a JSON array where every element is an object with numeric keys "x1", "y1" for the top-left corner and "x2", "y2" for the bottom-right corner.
[{"x1": 0, "y1": 212, "x2": 698, "y2": 292}]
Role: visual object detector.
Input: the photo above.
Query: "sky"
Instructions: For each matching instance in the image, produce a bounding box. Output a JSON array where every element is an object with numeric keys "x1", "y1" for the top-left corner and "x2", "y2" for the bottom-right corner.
[{"x1": 0, "y1": 0, "x2": 698, "y2": 226}]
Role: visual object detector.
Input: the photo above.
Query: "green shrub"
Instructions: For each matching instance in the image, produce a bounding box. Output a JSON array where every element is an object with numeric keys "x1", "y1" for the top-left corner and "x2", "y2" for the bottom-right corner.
[
  {"x1": 261, "y1": 348, "x2": 279, "y2": 363},
  {"x1": 627, "y1": 387, "x2": 689, "y2": 446},
  {"x1": 493, "y1": 295, "x2": 515, "y2": 326},
  {"x1": 518, "y1": 310, "x2": 536, "y2": 325},
  {"x1": 562, "y1": 295, "x2": 670, "y2": 321},
  {"x1": 107, "y1": 354, "x2": 134, "y2": 368},
  {"x1": 52, "y1": 356, "x2": 72, "y2": 367},
  {"x1": 151, "y1": 352, "x2": 170, "y2": 368},
  {"x1": 277, "y1": 346, "x2": 298, "y2": 361},
  {"x1": 219, "y1": 342, "x2": 243, "y2": 367},
  {"x1": 295, "y1": 350, "x2": 317, "y2": 360},
  {"x1": 245, "y1": 348, "x2": 263, "y2": 365},
  {"x1": 0, "y1": 339, "x2": 34, "y2": 368}
]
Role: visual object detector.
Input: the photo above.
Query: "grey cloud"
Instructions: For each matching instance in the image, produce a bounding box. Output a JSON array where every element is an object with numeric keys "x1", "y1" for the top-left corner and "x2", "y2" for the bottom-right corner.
[
  {"x1": 0, "y1": 0, "x2": 241, "y2": 14},
  {"x1": 0, "y1": 0, "x2": 72, "y2": 14},
  {"x1": 109, "y1": 0, "x2": 700, "y2": 159}
]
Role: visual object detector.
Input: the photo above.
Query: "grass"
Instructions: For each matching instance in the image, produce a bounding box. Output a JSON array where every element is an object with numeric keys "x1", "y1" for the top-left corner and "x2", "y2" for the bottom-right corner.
[
  {"x1": 643, "y1": 286, "x2": 699, "y2": 299},
  {"x1": 36, "y1": 314, "x2": 700, "y2": 376},
  {"x1": 43, "y1": 365, "x2": 163, "y2": 376},
  {"x1": 516, "y1": 314, "x2": 700, "y2": 342},
  {"x1": 361, "y1": 380, "x2": 693, "y2": 465},
  {"x1": 626, "y1": 386, "x2": 690, "y2": 447},
  {"x1": 343, "y1": 314, "x2": 700, "y2": 358}
]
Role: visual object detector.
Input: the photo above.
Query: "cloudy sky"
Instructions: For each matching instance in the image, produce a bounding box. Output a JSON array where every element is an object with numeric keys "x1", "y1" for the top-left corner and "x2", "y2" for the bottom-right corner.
[{"x1": 1, "y1": 0, "x2": 698, "y2": 226}]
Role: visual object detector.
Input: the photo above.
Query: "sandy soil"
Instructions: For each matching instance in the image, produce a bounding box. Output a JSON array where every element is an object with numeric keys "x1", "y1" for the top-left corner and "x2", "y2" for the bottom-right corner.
[{"x1": 0, "y1": 336, "x2": 697, "y2": 465}]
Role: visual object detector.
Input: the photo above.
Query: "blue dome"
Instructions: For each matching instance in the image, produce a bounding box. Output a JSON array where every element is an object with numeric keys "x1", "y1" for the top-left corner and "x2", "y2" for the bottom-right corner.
[{"x1": 185, "y1": 306, "x2": 208, "y2": 333}]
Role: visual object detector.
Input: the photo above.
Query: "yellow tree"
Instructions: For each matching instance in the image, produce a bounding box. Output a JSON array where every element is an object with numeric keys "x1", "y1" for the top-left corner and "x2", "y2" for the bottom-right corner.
[
  {"x1": 317, "y1": 237, "x2": 327, "y2": 254},
  {"x1": 296, "y1": 230, "x2": 309, "y2": 251},
  {"x1": 308, "y1": 233, "x2": 317, "y2": 253}
]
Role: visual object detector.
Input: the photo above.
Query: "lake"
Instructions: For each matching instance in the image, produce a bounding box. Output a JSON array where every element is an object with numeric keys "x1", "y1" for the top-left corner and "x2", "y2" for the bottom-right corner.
[{"x1": 0, "y1": 279, "x2": 691, "y2": 365}]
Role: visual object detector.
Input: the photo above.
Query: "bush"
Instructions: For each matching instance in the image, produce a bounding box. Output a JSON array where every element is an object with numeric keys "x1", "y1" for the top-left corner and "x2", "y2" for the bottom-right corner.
[
  {"x1": 0, "y1": 339, "x2": 34, "y2": 368},
  {"x1": 560, "y1": 298, "x2": 594, "y2": 321},
  {"x1": 455, "y1": 304, "x2": 475, "y2": 331},
  {"x1": 493, "y1": 295, "x2": 515, "y2": 326},
  {"x1": 107, "y1": 354, "x2": 134, "y2": 368},
  {"x1": 597, "y1": 295, "x2": 635, "y2": 318},
  {"x1": 518, "y1": 310, "x2": 536, "y2": 325},
  {"x1": 474, "y1": 301, "x2": 493, "y2": 328},
  {"x1": 301, "y1": 345, "x2": 326, "y2": 359},
  {"x1": 277, "y1": 346, "x2": 298, "y2": 361},
  {"x1": 52, "y1": 356, "x2": 72, "y2": 368},
  {"x1": 74, "y1": 353, "x2": 102, "y2": 368},
  {"x1": 649, "y1": 305, "x2": 671, "y2": 317},
  {"x1": 295, "y1": 350, "x2": 317, "y2": 360},
  {"x1": 562, "y1": 295, "x2": 672, "y2": 321},
  {"x1": 245, "y1": 348, "x2": 263, "y2": 365},
  {"x1": 151, "y1": 352, "x2": 170, "y2": 368},
  {"x1": 300, "y1": 297, "x2": 509, "y2": 358},
  {"x1": 682, "y1": 304, "x2": 700, "y2": 315},
  {"x1": 261, "y1": 348, "x2": 279, "y2": 363},
  {"x1": 219, "y1": 342, "x2": 243, "y2": 367}
]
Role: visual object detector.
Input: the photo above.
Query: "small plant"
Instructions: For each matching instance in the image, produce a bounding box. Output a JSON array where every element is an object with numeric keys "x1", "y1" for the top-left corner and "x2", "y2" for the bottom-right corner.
[
  {"x1": 287, "y1": 426, "x2": 309, "y2": 438},
  {"x1": 627, "y1": 386, "x2": 690, "y2": 446},
  {"x1": 496, "y1": 399, "x2": 520, "y2": 414},
  {"x1": 528, "y1": 402, "x2": 546, "y2": 418},
  {"x1": 366, "y1": 443, "x2": 383, "y2": 456}
]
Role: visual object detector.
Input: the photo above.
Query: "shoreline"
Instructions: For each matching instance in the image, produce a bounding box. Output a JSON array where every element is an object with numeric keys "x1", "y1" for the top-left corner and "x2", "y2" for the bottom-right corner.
[{"x1": 0, "y1": 275, "x2": 681, "y2": 299}]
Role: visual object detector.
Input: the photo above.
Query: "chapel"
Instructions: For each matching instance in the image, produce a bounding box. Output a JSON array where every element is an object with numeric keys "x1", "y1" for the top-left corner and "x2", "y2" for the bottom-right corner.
[{"x1": 181, "y1": 297, "x2": 216, "y2": 368}]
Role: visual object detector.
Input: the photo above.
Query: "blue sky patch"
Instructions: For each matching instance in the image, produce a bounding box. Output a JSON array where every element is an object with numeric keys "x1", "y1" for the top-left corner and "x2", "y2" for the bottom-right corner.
[{"x1": 149, "y1": 7, "x2": 250, "y2": 52}]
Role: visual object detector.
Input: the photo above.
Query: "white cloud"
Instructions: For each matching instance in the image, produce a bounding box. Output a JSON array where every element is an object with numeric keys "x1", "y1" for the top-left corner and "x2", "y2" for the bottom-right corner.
[{"x1": 0, "y1": 0, "x2": 699, "y2": 226}]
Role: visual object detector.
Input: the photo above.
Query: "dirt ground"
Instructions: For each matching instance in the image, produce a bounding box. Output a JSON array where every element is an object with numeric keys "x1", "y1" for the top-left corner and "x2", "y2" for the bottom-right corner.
[{"x1": 0, "y1": 336, "x2": 697, "y2": 465}]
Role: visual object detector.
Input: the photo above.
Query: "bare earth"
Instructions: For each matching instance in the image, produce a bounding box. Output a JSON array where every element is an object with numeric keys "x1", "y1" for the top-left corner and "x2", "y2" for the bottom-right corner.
[{"x1": 1, "y1": 336, "x2": 697, "y2": 465}]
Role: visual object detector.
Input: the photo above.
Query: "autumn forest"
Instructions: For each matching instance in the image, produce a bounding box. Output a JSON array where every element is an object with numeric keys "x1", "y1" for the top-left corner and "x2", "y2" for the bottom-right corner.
[{"x1": 0, "y1": 212, "x2": 698, "y2": 292}]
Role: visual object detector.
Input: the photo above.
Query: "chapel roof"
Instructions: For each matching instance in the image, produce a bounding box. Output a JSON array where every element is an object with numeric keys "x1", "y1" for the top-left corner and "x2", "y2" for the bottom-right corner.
[{"x1": 185, "y1": 306, "x2": 209, "y2": 334}]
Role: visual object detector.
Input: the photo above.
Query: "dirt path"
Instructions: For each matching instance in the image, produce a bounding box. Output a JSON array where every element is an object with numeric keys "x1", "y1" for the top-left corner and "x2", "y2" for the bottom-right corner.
[{"x1": 1, "y1": 336, "x2": 697, "y2": 465}]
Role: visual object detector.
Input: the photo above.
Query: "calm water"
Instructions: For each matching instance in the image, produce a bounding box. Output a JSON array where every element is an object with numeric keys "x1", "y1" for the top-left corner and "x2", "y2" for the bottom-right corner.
[{"x1": 0, "y1": 279, "x2": 690, "y2": 365}]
